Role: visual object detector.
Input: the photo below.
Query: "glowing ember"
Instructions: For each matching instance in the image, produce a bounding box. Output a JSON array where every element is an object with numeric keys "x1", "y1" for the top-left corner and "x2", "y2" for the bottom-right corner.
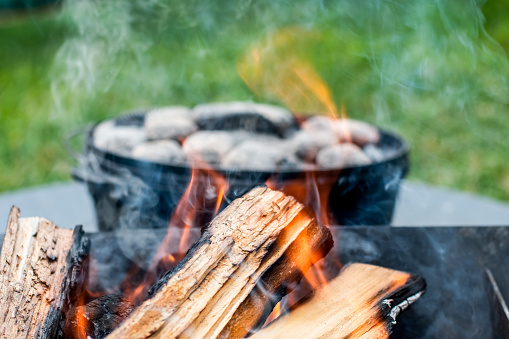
[{"x1": 74, "y1": 306, "x2": 88, "y2": 339}]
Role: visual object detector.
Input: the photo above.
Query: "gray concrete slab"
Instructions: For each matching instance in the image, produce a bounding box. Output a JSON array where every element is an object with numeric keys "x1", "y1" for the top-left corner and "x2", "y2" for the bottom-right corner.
[
  {"x1": 0, "y1": 182, "x2": 97, "y2": 232},
  {"x1": 392, "y1": 181, "x2": 509, "y2": 227},
  {"x1": 0, "y1": 180, "x2": 508, "y2": 233}
]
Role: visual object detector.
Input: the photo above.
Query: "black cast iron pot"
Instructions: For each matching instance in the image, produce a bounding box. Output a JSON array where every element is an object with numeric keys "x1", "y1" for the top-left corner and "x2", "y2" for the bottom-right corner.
[{"x1": 72, "y1": 111, "x2": 409, "y2": 231}]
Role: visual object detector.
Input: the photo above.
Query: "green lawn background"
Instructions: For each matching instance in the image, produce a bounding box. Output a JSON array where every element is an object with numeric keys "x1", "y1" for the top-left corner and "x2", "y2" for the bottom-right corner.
[{"x1": 1, "y1": 0, "x2": 509, "y2": 201}]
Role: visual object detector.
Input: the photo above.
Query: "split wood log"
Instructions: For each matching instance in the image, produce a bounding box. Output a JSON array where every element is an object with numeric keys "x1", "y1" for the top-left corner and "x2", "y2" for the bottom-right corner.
[
  {"x1": 217, "y1": 215, "x2": 333, "y2": 338},
  {"x1": 0, "y1": 207, "x2": 90, "y2": 339},
  {"x1": 108, "y1": 186, "x2": 333, "y2": 339},
  {"x1": 251, "y1": 263, "x2": 426, "y2": 339}
]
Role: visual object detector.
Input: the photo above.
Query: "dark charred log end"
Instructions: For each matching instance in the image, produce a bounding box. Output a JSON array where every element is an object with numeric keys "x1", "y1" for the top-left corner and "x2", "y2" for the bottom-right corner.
[
  {"x1": 63, "y1": 294, "x2": 134, "y2": 339},
  {"x1": 315, "y1": 224, "x2": 334, "y2": 262},
  {"x1": 378, "y1": 274, "x2": 426, "y2": 333},
  {"x1": 71, "y1": 226, "x2": 92, "y2": 263},
  {"x1": 200, "y1": 221, "x2": 212, "y2": 235},
  {"x1": 67, "y1": 226, "x2": 92, "y2": 306}
]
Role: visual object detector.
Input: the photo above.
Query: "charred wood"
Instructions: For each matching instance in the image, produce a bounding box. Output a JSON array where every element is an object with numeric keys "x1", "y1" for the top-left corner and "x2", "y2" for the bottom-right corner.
[{"x1": 64, "y1": 294, "x2": 134, "y2": 339}]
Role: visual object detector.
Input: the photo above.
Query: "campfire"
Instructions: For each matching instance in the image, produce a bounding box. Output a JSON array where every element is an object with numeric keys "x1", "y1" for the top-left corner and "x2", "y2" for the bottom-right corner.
[
  {"x1": 0, "y1": 54, "x2": 420, "y2": 337},
  {"x1": 0, "y1": 186, "x2": 425, "y2": 338},
  {"x1": 2, "y1": 96, "x2": 505, "y2": 336},
  {"x1": 5, "y1": 0, "x2": 509, "y2": 336},
  {"x1": 0, "y1": 32, "x2": 441, "y2": 338}
]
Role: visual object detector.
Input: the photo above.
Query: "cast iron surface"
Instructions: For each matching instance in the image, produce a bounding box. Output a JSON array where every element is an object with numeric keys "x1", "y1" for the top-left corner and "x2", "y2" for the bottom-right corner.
[
  {"x1": 73, "y1": 111, "x2": 409, "y2": 230},
  {"x1": 332, "y1": 226, "x2": 509, "y2": 338}
]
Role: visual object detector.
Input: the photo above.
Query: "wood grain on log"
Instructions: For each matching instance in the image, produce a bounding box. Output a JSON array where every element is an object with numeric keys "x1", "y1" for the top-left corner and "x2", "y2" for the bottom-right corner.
[
  {"x1": 251, "y1": 263, "x2": 425, "y2": 339},
  {"x1": 108, "y1": 186, "x2": 332, "y2": 339},
  {"x1": 0, "y1": 207, "x2": 90, "y2": 339},
  {"x1": 217, "y1": 218, "x2": 333, "y2": 338}
]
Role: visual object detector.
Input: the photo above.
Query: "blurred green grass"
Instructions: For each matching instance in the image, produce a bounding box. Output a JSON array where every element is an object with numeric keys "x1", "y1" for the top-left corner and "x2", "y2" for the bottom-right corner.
[{"x1": 1, "y1": 1, "x2": 509, "y2": 201}]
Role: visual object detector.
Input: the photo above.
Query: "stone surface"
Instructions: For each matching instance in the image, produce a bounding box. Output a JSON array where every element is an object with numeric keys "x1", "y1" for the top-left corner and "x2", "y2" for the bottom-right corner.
[
  {"x1": 193, "y1": 101, "x2": 297, "y2": 136},
  {"x1": 144, "y1": 106, "x2": 196, "y2": 140},
  {"x1": 183, "y1": 131, "x2": 237, "y2": 165},
  {"x1": 131, "y1": 140, "x2": 187, "y2": 165},
  {"x1": 2, "y1": 181, "x2": 509, "y2": 234},
  {"x1": 93, "y1": 122, "x2": 147, "y2": 156},
  {"x1": 316, "y1": 143, "x2": 372, "y2": 169}
]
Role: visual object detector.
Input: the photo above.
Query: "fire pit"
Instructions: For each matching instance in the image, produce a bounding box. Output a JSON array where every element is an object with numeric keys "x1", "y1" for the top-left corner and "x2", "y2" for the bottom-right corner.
[
  {"x1": 3, "y1": 204, "x2": 506, "y2": 338},
  {"x1": 72, "y1": 102, "x2": 409, "y2": 231},
  {"x1": 0, "y1": 188, "x2": 431, "y2": 339},
  {"x1": 81, "y1": 225, "x2": 509, "y2": 339}
]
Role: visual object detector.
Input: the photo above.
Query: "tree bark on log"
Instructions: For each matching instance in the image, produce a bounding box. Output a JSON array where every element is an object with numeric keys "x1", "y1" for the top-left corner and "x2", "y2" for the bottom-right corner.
[
  {"x1": 0, "y1": 207, "x2": 90, "y2": 339},
  {"x1": 251, "y1": 263, "x2": 426, "y2": 339},
  {"x1": 108, "y1": 186, "x2": 333, "y2": 339}
]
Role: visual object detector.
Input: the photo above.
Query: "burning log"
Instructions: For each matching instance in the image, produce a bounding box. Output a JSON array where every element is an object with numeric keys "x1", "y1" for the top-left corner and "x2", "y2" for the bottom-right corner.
[
  {"x1": 64, "y1": 294, "x2": 134, "y2": 339},
  {"x1": 108, "y1": 186, "x2": 333, "y2": 339},
  {"x1": 217, "y1": 216, "x2": 333, "y2": 338},
  {"x1": 0, "y1": 207, "x2": 90, "y2": 339},
  {"x1": 251, "y1": 263, "x2": 426, "y2": 339}
]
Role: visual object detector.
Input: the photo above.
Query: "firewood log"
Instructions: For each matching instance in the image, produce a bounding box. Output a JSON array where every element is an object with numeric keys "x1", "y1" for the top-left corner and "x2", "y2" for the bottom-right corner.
[
  {"x1": 217, "y1": 218, "x2": 333, "y2": 338},
  {"x1": 251, "y1": 263, "x2": 426, "y2": 339},
  {"x1": 108, "y1": 186, "x2": 333, "y2": 339},
  {"x1": 63, "y1": 294, "x2": 134, "y2": 339},
  {"x1": 0, "y1": 207, "x2": 90, "y2": 339}
]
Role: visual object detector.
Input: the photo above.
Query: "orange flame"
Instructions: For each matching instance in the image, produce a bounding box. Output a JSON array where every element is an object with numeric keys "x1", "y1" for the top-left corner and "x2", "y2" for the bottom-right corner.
[
  {"x1": 237, "y1": 27, "x2": 339, "y2": 118},
  {"x1": 67, "y1": 260, "x2": 92, "y2": 338},
  {"x1": 119, "y1": 160, "x2": 229, "y2": 305},
  {"x1": 264, "y1": 301, "x2": 282, "y2": 326},
  {"x1": 74, "y1": 303, "x2": 88, "y2": 339},
  {"x1": 246, "y1": 26, "x2": 359, "y2": 227},
  {"x1": 293, "y1": 226, "x2": 328, "y2": 290},
  {"x1": 166, "y1": 162, "x2": 229, "y2": 253},
  {"x1": 266, "y1": 170, "x2": 334, "y2": 226}
]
